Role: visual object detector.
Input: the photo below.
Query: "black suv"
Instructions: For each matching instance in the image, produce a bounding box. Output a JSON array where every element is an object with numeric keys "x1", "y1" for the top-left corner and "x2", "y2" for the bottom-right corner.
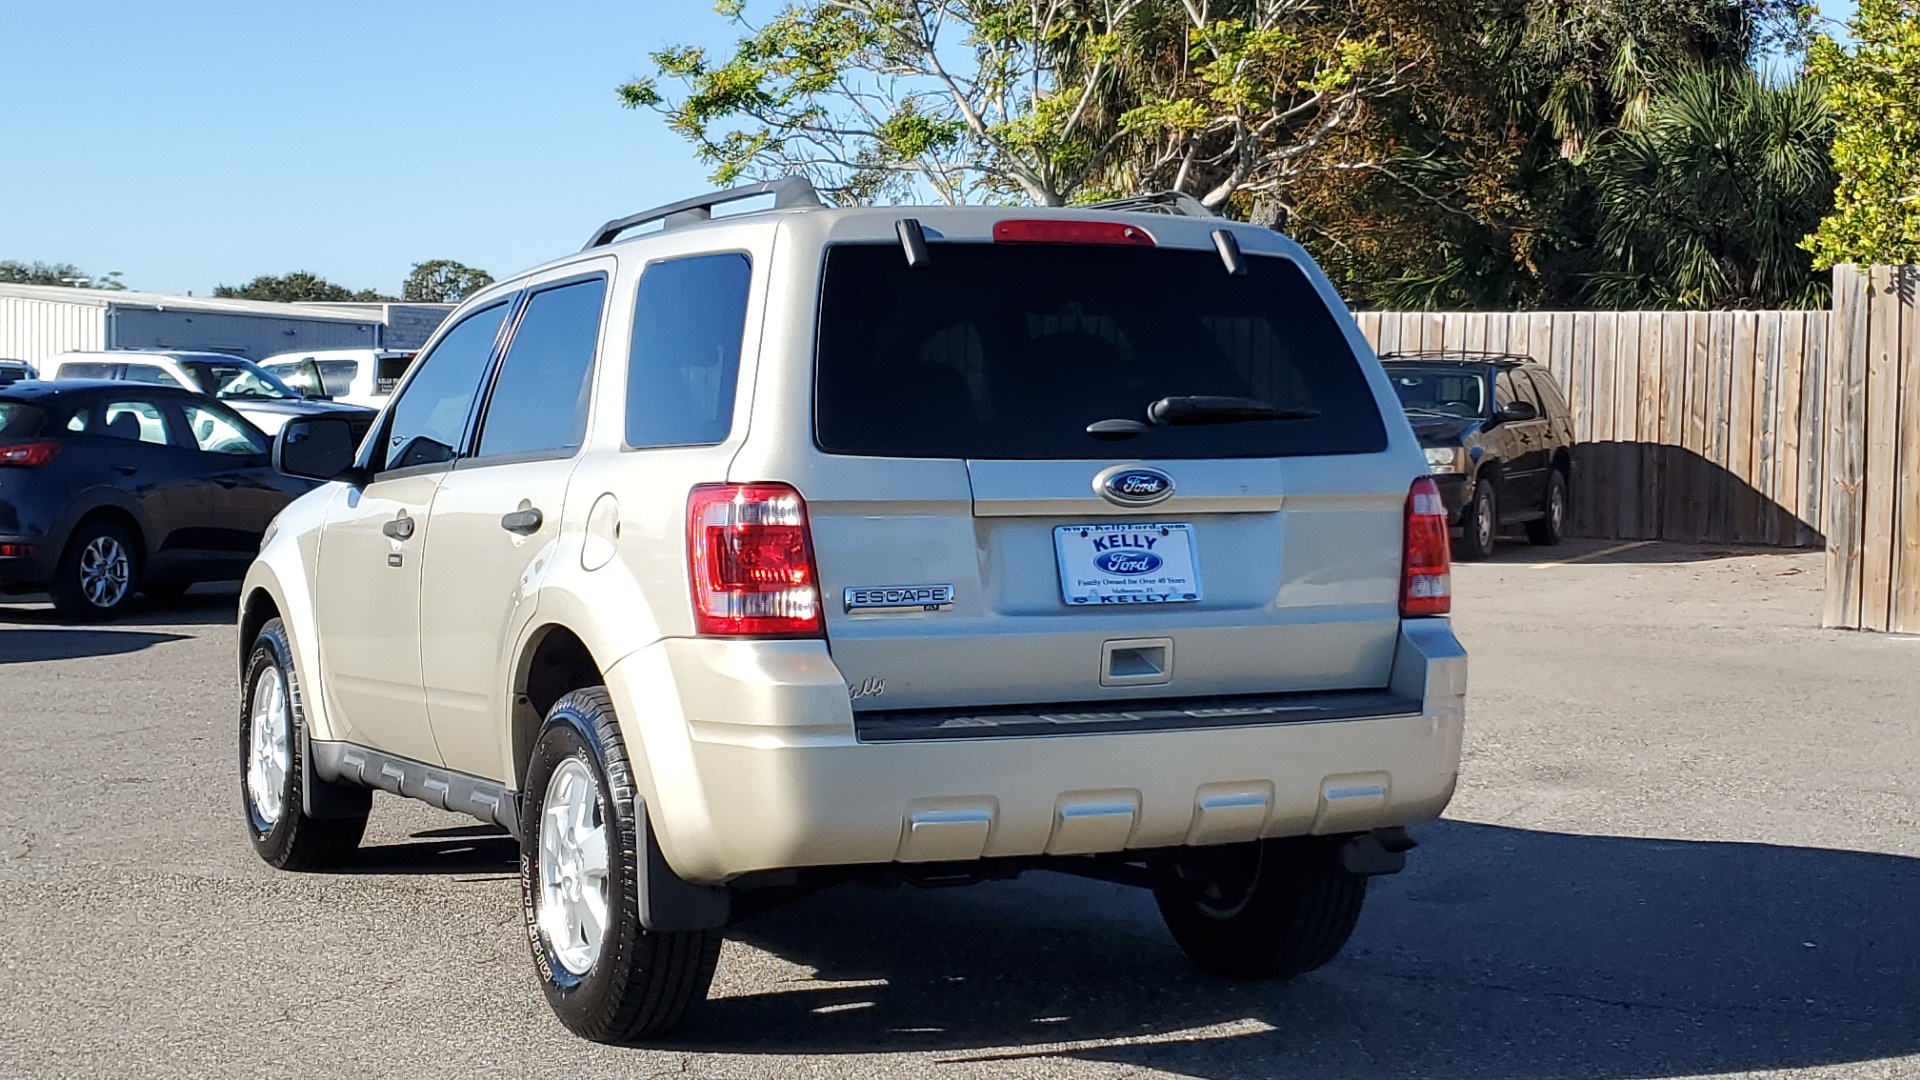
[{"x1": 1381, "y1": 351, "x2": 1574, "y2": 559}]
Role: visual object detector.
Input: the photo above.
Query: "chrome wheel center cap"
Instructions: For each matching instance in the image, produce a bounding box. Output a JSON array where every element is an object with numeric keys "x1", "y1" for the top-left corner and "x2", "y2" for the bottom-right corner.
[{"x1": 537, "y1": 758, "x2": 611, "y2": 976}]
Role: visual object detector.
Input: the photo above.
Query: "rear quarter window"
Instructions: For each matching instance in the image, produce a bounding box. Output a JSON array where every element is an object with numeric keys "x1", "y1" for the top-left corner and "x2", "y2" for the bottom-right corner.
[
  {"x1": 813, "y1": 242, "x2": 1386, "y2": 459},
  {"x1": 0, "y1": 402, "x2": 45, "y2": 438},
  {"x1": 625, "y1": 253, "x2": 751, "y2": 449}
]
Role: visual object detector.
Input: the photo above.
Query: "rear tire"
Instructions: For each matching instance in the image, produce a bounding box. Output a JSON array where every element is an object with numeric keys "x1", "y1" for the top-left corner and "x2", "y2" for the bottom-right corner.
[
  {"x1": 521, "y1": 688, "x2": 721, "y2": 1043},
  {"x1": 1456, "y1": 481, "x2": 1497, "y2": 561},
  {"x1": 50, "y1": 518, "x2": 141, "y2": 621},
  {"x1": 1528, "y1": 471, "x2": 1568, "y2": 546},
  {"x1": 1155, "y1": 838, "x2": 1367, "y2": 980},
  {"x1": 241, "y1": 618, "x2": 367, "y2": 870}
]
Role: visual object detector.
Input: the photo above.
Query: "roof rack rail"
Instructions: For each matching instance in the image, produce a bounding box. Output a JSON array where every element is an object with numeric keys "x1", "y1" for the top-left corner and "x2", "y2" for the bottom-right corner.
[
  {"x1": 1082, "y1": 191, "x2": 1217, "y2": 219},
  {"x1": 582, "y1": 176, "x2": 823, "y2": 251},
  {"x1": 1378, "y1": 349, "x2": 1544, "y2": 365}
]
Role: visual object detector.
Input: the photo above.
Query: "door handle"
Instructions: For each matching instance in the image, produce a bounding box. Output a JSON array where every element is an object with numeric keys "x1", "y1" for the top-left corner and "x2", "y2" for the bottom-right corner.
[
  {"x1": 112, "y1": 464, "x2": 138, "y2": 475},
  {"x1": 382, "y1": 516, "x2": 415, "y2": 541},
  {"x1": 216, "y1": 477, "x2": 240, "y2": 489},
  {"x1": 500, "y1": 508, "x2": 544, "y2": 535}
]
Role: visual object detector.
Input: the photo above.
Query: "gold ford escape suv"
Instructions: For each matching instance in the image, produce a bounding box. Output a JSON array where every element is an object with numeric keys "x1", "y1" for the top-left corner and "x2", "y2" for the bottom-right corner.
[{"x1": 237, "y1": 179, "x2": 1466, "y2": 1043}]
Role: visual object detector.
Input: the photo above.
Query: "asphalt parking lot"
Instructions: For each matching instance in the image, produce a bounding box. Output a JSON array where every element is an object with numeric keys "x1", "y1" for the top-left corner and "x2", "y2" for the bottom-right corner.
[{"x1": 2, "y1": 539, "x2": 1917, "y2": 1079}]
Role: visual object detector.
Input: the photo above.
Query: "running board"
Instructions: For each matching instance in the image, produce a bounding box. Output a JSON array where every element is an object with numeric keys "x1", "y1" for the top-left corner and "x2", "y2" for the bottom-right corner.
[{"x1": 310, "y1": 741, "x2": 521, "y2": 839}]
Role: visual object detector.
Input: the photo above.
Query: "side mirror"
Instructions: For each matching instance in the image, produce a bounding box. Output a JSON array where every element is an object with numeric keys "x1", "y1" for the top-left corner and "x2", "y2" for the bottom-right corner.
[
  {"x1": 274, "y1": 416, "x2": 364, "y2": 483},
  {"x1": 1496, "y1": 400, "x2": 1539, "y2": 424}
]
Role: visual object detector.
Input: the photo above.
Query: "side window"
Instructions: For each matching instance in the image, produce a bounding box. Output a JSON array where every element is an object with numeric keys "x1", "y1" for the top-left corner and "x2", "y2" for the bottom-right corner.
[
  {"x1": 101, "y1": 400, "x2": 171, "y2": 446},
  {"x1": 382, "y1": 301, "x2": 510, "y2": 472},
  {"x1": 1523, "y1": 369, "x2": 1563, "y2": 414},
  {"x1": 626, "y1": 253, "x2": 751, "y2": 449},
  {"x1": 474, "y1": 277, "x2": 607, "y2": 460},
  {"x1": 1494, "y1": 370, "x2": 1523, "y2": 411},
  {"x1": 319, "y1": 361, "x2": 357, "y2": 397},
  {"x1": 181, "y1": 402, "x2": 267, "y2": 455},
  {"x1": 124, "y1": 364, "x2": 184, "y2": 388},
  {"x1": 58, "y1": 362, "x2": 118, "y2": 380}
]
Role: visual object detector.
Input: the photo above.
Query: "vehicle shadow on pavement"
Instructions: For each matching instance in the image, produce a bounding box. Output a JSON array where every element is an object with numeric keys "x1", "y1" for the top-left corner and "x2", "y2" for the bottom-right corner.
[
  {"x1": 0, "y1": 587, "x2": 240, "y2": 630},
  {"x1": 662, "y1": 820, "x2": 1920, "y2": 1078},
  {"x1": 345, "y1": 825, "x2": 517, "y2": 877},
  {"x1": 0, "y1": 627, "x2": 189, "y2": 663}
]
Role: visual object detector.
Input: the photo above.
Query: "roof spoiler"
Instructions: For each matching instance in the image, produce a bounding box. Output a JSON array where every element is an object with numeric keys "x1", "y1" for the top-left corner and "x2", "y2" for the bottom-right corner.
[{"x1": 582, "y1": 176, "x2": 823, "y2": 250}]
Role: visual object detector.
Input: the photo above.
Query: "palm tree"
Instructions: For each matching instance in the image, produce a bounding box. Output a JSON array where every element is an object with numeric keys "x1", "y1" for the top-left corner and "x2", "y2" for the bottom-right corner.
[{"x1": 1585, "y1": 67, "x2": 1834, "y2": 309}]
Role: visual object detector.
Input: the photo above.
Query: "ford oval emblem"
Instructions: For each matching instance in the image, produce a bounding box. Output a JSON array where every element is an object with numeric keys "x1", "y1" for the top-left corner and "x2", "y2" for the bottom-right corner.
[
  {"x1": 1095, "y1": 550, "x2": 1164, "y2": 576},
  {"x1": 1097, "y1": 466, "x2": 1176, "y2": 507}
]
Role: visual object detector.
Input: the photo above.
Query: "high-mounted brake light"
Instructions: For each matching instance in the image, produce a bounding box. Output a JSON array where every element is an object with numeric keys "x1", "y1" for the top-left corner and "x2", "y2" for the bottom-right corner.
[
  {"x1": 1401, "y1": 476, "x2": 1452, "y2": 617},
  {"x1": 993, "y1": 220, "x2": 1155, "y2": 246},
  {"x1": 686, "y1": 483, "x2": 825, "y2": 638},
  {"x1": 0, "y1": 442, "x2": 59, "y2": 468}
]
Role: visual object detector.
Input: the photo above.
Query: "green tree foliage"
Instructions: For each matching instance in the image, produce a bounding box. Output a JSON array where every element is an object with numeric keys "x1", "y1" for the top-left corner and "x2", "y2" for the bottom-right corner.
[
  {"x1": 622, "y1": 0, "x2": 1413, "y2": 209},
  {"x1": 1586, "y1": 67, "x2": 1833, "y2": 308},
  {"x1": 402, "y1": 259, "x2": 494, "y2": 303},
  {"x1": 213, "y1": 272, "x2": 392, "y2": 303},
  {"x1": 1804, "y1": 0, "x2": 1920, "y2": 268},
  {"x1": 0, "y1": 260, "x2": 125, "y2": 290}
]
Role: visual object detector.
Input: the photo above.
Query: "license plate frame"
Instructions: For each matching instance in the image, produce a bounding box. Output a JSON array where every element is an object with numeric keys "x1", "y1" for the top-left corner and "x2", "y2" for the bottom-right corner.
[{"x1": 1053, "y1": 522, "x2": 1202, "y2": 606}]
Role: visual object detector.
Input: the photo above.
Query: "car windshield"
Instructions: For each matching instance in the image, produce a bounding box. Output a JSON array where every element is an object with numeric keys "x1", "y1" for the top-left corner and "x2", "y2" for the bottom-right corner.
[
  {"x1": 0, "y1": 401, "x2": 45, "y2": 437},
  {"x1": 1388, "y1": 367, "x2": 1489, "y2": 419},
  {"x1": 178, "y1": 359, "x2": 298, "y2": 400},
  {"x1": 813, "y1": 242, "x2": 1387, "y2": 459}
]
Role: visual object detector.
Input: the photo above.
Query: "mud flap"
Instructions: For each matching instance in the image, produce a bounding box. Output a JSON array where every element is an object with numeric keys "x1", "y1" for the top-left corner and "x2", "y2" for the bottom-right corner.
[
  {"x1": 636, "y1": 798, "x2": 731, "y2": 932},
  {"x1": 301, "y1": 728, "x2": 373, "y2": 820}
]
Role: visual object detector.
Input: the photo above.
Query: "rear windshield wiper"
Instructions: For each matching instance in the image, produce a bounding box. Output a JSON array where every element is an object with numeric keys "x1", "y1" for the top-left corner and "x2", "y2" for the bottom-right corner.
[{"x1": 1086, "y1": 396, "x2": 1321, "y2": 440}]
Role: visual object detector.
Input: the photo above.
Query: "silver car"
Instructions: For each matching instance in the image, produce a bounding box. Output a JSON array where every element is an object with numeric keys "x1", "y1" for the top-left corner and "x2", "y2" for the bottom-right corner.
[{"x1": 237, "y1": 179, "x2": 1466, "y2": 1042}]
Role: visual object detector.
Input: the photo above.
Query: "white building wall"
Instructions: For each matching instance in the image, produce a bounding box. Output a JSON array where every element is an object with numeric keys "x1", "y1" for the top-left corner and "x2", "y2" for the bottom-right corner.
[{"x1": 0, "y1": 296, "x2": 107, "y2": 366}]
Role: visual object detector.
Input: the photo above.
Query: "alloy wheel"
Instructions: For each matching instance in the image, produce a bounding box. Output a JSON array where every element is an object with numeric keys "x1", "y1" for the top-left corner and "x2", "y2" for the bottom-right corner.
[
  {"x1": 537, "y1": 758, "x2": 612, "y2": 976},
  {"x1": 78, "y1": 535, "x2": 131, "y2": 608},
  {"x1": 246, "y1": 667, "x2": 290, "y2": 825}
]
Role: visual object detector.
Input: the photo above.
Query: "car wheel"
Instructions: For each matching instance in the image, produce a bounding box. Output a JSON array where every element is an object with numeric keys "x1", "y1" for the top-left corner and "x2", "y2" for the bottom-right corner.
[
  {"x1": 521, "y1": 688, "x2": 721, "y2": 1043},
  {"x1": 241, "y1": 618, "x2": 367, "y2": 870},
  {"x1": 1154, "y1": 837, "x2": 1367, "y2": 980},
  {"x1": 1456, "y1": 481, "x2": 1497, "y2": 560},
  {"x1": 1528, "y1": 471, "x2": 1568, "y2": 546},
  {"x1": 50, "y1": 518, "x2": 141, "y2": 621}
]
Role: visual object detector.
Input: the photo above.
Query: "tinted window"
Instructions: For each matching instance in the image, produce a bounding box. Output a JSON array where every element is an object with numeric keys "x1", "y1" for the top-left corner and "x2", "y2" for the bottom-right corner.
[
  {"x1": 57, "y1": 362, "x2": 117, "y2": 380},
  {"x1": 814, "y1": 244, "x2": 1385, "y2": 459},
  {"x1": 383, "y1": 302, "x2": 510, "y2": 471},
  {"x1": 0, "y1": 402, "x2": 44, "y2": 437},
  {"x1": 1523, "y1": 369, "x2": 1566, "y2": 414},
  {"x1": 476, "y1": 278, "x2": 606, "y2": 459},
  {"x1": 1389, "y1": 366, "x2": 1489, "y2": 419},
  {"x1": 1494, "y1": 370, "x2": 1524, "y2": 411},
  {"x1": 626, "y1": 254, "x2": 750, "y2": 448},
  {"x1": 181, "y1": 402, "x2": 267, "y2": 455},
  {"x1": 102, "y1": 401, "x2": 170, "y2": 446},
  {"x1": 124, "y1": 363, "x2": 184, "y2": 387},
  {"x1": 178, "y1": 360, "x2": 297, "y2": 400}
]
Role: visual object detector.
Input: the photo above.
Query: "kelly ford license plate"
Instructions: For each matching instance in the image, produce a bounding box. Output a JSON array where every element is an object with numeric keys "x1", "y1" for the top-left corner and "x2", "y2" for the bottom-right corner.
[{"x1": 1053, "y1": 523, "x2": 1202, "y2": 605}]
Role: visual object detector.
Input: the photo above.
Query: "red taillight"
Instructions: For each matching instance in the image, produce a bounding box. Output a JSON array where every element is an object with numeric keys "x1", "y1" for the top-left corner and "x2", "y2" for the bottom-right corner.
[
  {"x1": 0, "y1": 543, "x2": 31, "y2": 558},
  {"x1": 0, "y1": 441, "x2": 59, "y2": 467},
  {"x1": 1401, "y1": 476, "x2": 1452, "y2": 617},
  {"x1": 686, "y1": 483, "x2": 825, "y2": 638},
  {"x1": 992, "y1": 219, "x2": 1155, "y2": 246}
]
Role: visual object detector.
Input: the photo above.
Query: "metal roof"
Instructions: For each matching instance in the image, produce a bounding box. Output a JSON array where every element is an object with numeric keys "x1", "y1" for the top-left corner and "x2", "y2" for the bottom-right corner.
[{"x1": 0, "y1": 282, "x2": 380, "y2": 324}]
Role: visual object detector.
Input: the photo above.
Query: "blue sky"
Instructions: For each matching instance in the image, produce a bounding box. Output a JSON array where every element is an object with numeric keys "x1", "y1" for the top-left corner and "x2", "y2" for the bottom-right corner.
[{"x1": 0, "y1": 0, "x2": 1863, "y2": 297}]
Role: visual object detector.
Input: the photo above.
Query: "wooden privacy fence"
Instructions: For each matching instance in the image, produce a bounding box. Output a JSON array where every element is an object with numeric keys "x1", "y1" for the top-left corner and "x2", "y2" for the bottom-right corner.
[
  {"x1": 1353, "y1": 307, "x2": 1836, "y2": 549},
  {"x1": 1821, "y1": 266, "x2": 1920, "y2": 634}
]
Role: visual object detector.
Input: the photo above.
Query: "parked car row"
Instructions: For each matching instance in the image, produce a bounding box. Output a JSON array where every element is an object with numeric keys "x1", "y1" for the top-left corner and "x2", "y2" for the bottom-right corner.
[{"x1": 41, "y1": 350, "x2": 378, "y2": 434}]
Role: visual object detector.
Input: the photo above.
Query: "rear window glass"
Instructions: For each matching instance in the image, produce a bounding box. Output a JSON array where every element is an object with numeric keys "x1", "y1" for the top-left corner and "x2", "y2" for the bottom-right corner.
[
  {"x1": 813, "y1": 243, "x2": 1386, "y2": 459},
  {"x1": 0, "y1": 402, "x2": 45, "y2": 438},
  {"x1": 56, "y1": 362, "x2": 117, "y2": 380}
]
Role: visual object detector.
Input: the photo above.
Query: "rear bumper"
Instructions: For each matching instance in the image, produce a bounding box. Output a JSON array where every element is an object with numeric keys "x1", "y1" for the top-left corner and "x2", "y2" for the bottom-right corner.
[
  {"x1": 606, "y1": 620, "x2": 1467, "y2": 884},
  {"x1": 0, "y1": 535, "x2": 57, "y2": 592}
]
